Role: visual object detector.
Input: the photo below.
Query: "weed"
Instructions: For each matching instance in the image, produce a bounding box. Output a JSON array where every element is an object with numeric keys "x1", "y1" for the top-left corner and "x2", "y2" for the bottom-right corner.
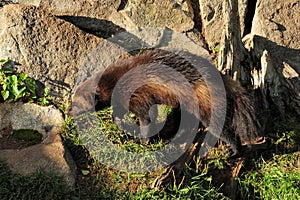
[{"x1": 0, "y1": 59, "x2": 51, "y2": 105}]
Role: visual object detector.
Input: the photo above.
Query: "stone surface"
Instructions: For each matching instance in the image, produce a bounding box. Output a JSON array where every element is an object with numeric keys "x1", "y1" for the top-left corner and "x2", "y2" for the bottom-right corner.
[
  {"x1": 0, "y1": 102, "x2": 62, "y2": 140},
  {"x1": 0, "y1": 0, "x2": 41, "y2": 8},
  {"x1": 0, "y1": 102, "x2": 76, "y2": 186},
  {"x1": 40, "y1": 0, "x2": 194, "y2": 33},
  {"x1": 111, "y1": 0, "x2": 194, "y2": 32},
  {"x1": 199, "y1": 0, "x2": 248, "y2": 51},
  {"x1": 251, "y1": 0, "x2": 300, "y2": 49},
  {"x1": 0, "y1": 4, "x2": 127, "y2": 106},
  {"x1": 37, "y1": 0, "x2": 122, "y2": 37},
  {"x1": 39, "y1": 0, "x2": 121, "y2": 19},
  {"x1": 0, "y1": 0, "x2": 194, "y2": 34}
]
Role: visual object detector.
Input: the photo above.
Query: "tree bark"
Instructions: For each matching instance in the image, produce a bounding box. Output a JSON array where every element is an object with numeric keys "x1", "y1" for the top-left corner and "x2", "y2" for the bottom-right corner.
[
  {"x1": 218, "y1": 0, "x2": 245, "y2": 81},
  {"x1": 217, "y1": 0, "x2": 300, "y2": 130}
]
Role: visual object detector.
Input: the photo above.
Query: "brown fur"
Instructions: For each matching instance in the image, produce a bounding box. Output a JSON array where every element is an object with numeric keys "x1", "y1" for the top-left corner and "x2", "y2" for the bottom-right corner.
[{"x1": 71, "y1": 49, "x2": 262, "y2": 154}]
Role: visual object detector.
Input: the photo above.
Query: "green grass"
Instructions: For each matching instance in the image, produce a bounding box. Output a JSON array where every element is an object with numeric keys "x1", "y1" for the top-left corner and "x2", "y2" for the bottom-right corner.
[
  {"x1": 238, "y1": 117, "x2": 300, "y2": 200},
  {"x1": 1, "y1": 106, "x2": 299, "y2": 199},
  {"x1": 59, "y1": 106, "x2": 228, "y2": 199},
  {"x1": 239, "y1": 153, "x2": 300, "y2": 200},
  {"x1": 0, "y1": 161, "x2": 74, "y2": 200}
]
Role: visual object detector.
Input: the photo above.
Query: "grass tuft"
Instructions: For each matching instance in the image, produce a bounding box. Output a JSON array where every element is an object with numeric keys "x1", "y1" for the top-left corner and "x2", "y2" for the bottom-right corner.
[{"x1": 239, "y1": 153, "x2": 300, "y2": 199}]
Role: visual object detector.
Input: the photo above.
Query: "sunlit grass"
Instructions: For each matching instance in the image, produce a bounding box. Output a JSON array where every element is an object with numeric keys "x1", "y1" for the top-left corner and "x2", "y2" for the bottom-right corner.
[
  {"x1": 239, "y1": 152, "x2": 300, "y2": 199},
  {"x1": 1, "y1": 106, "x2": 299, "y2": 199},
  {"x1": 58, "y1": 106, "x2": 228, "y2": 199}
]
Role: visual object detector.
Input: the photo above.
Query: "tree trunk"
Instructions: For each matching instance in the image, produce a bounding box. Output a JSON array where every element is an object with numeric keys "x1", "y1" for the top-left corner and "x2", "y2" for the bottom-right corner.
[
  {"x1": 218, "y1": 0, "x2": 300, "y2": 130},
  {"x1": 218, "y1": 0, "x2": 245, "y2": 81}
]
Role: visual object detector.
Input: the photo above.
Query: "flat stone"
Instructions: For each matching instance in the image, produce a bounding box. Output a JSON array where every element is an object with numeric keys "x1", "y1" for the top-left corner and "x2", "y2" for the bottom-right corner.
[
  {"x1": 0, "y1": 102, "x2": 76, "y2": 187},
  {"x1": 114, "y1": 0, "x2": 194, "y2": 32}
]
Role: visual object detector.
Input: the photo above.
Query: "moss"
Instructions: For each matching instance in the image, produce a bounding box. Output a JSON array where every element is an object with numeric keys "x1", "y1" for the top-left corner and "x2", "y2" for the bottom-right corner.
[{"x1": 11, "y1": 129, "x2": 42, "y2": 142}]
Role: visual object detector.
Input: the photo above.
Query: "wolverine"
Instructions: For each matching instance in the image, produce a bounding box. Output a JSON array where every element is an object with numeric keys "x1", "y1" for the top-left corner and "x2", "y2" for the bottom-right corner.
[{"x1": 70, "y1": 49, "x2": 262, "y2": 155}]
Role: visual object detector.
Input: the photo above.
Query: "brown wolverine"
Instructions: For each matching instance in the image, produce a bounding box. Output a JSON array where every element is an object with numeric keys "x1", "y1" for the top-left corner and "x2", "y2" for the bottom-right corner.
[{"x1": 71, "y1": 49, "x2": 261, "y2": 155}]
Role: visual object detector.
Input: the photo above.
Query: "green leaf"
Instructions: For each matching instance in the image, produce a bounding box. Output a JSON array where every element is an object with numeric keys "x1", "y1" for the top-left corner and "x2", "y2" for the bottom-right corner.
[
  {"x1": 0, "y1": 71, "x2": 5, "y2": 83},
  {"x1": 13, "y1": 85, "x2": 27, "y2": 100},
  {"x1": 8, "y1": 75, "x2": 18, "y2": 87},
  {"x1": 25, "y1": 78, "x2": 36, "y2": 90},
  {"x1": 1, "y1": 90, "x2": 9, "y2": 100},
  {"x1": 179, "y1": 188, "x2": 190, "y2": 194},
  {"x1": 0, "y1": 58, "x2": 9, "y2": 64},
  {"x1": 2, "y1": 81, "x2": 8, "y2": 90},
  {"x1": 44, "y1": 88, "x2": 50, "y2": 96},
  {"x1": 81, "y1": 170, "x2": 90, "y2": 176},
  {"x1": 214, "y1": 45, "x2": 221, "y2": 53},
  {"x1": 38, "y1": 97, "x2": 49, "y2": 106},
  {"x1": 25, "y1": 77, "x2": 36, "y2": 95},
  {"x1": 19, "y1": 73, "x2": 28, "y2": 81}
]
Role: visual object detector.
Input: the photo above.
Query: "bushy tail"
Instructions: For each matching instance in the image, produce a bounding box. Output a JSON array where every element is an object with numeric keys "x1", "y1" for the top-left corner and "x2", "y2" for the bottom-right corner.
[{"x1": 223, "y1": 76, "x2": 262, "y2": 146}]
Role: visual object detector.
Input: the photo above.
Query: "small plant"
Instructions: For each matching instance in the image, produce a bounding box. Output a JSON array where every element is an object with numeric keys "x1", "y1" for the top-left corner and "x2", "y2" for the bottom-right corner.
[
  {"x1": 214, "y1": 45, "x2": 221, "y2": 53},
  {"x1": 0, "y1": 59, "x2": 51, "y2": 105},
  {"x1": 38, "y1": 88, "x2": 51, "y2": 106}
]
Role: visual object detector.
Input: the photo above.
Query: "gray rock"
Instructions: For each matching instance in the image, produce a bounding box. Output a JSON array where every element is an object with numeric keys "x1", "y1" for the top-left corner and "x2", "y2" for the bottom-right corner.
[
  {"x1": 0, "y1": 102, "x2": 76, "y2": 187},
  {"x1": 112, "y1": 0, "x2": 194, "y2": 32},
  {"x1": 39, "y1": 0, "x2": 121, "y2": 19},
  {"x1": 12, "y1": 0, "x2": 194, "y2": 33},
  {"x1": 199, "y1": 0, "x2": 224, "y2": 50},
  {"x1": 0, "y1": 102, "x2": 62, "y2": 141},
  {"x1": 0, "y1": 0, "x2": 42, "y2": 8},
  {"x1": 0, "y1": 4, "x2": 125, "y2": 106},
  {"x1": 252, "y1": 0, "x2": 300, "y2": 49}
]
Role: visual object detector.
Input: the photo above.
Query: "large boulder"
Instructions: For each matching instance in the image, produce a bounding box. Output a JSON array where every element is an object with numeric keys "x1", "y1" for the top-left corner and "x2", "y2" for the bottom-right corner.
[
  {"x1": 39, "y1": 0, "x2": 121, "y2": 19},
  {"x1": 0, "y1": 0, "x2": 194, "y2": 34},
  {"x1": 110, "y1": 0, "x2": 194, "y2": 32},
  {"x1": 0, "y1": 4, "x2": 127, "y2": 106},
  {"x1": 251, "y1": 0, "x2": 300, "y2": 49},
  {"x1": 245, "y1": 0, "x2": 300, "y2": 118},
  {"x1": 243, "y1": 34, "x2": 300, "y2": 118}
]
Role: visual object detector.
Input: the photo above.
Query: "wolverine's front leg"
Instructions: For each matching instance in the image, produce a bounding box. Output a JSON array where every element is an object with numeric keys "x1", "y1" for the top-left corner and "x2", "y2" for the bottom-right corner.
[{"x1": 138, "y1": 104, "x2": 161, "y2": 140}]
